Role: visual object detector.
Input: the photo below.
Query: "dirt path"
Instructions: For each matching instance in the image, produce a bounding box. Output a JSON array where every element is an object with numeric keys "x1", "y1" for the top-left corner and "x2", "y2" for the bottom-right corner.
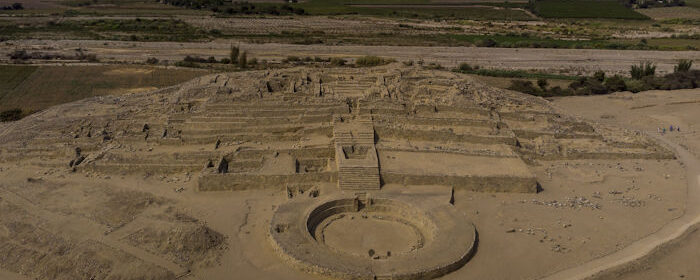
[
  {"x1": 3, "y1": 39, "x2": 699, "y2": 75},
  {"x1": 539, "y1": 130, "x2": 700, "y2": 280}
]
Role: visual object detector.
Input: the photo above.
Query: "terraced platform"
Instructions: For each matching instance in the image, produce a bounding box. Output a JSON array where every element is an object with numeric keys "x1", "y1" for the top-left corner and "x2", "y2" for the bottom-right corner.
[
  {"x1": 0, "y1": 64, "x2": 678, "y2": 280},
  {"x1": 0, "y1": 66, "x2": 672, "y2": 195}
]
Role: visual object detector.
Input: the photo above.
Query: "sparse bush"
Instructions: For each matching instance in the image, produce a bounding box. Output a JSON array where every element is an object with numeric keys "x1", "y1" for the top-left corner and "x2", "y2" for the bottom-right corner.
[
  {"x1": 537, "y1": 78, "x2": 548, "y2": 91},
  {"x1": 183, "y1": 55, "x2": 206, "y2": 63},
  {"x1": 175, "y1": 60, "x2": 197, "y2": 68},
  {"x1": 658, "y1": 71, "x2": 697, "y2": 89},
  {"x1": 548, "y1": 86, "x2": 567, "y2": 96},
  {"x1": 238, "y1": 51, "x2": 247, "y2": 68},
  {"x1": 604, "y1": 75, "x2": 626, "y2": 92},
  {"x1": 625, "y1": 79, "x2": 649, "y2": 93},
  {"x1": 568, "y1": 77, "x2": 608, "y2": 95},
  {"x1": 630, "y1": 61, "x2": 656, "y2": 79},
  {"x1": 593, "y1": 70, "x2": 605, "y2": 82},
  {"x1": 403, "y1": 60, "x2": 414, "y2": 66},
  {"x1": 207, "y1": 56, "x2": 217, "y2": 63},
  {"x1": 674, "y1": 59, "x2": 693, "y2": 73},
  {"x1": 508, "y1": 80, "x2": 539, "y2": 95},
  {"x1": 285, "y1": 56, "x2": 300, "y2": 63},
  {"x1": 330, "y1": 57, "x2": 346, "y2": 66},
  {"x1": 230, "y1": 44, "x2": 239, "y2": 64},
  {"x1": 220, "y1": 58, "x2": 231, "y2": 64},
  {"x1": 476, "y1": 38, "x2": 497, "y2": 48},
  {"x1": 584, "y1": 79, "x2": 608, "y2": 95},
  {"x1": 355, "y1": 56, "x2": 393, "y2": 67},
  {"x1": 9, "y1": 50, "x2": 30, "y2": 60},
  {"x1": 425, "y1": 62, "x2": 444, "y2": 70},
  {"x1": 641, "y1": 75, "x2": 661, "y2": 89},
  {"x1": 0, "y1": 109, "x2": 22, "y2": 122},
  {"x1": 1, "y1": 3, "x2": 23, "y2": 10},
  {"x1": 248, "y1": 57, "x2": 258, "y2": 66},
  {"x1": 458, "y1": 62, "x2": 473, "y2": 71},
  {"x1": 146, "y1": 57, "x2": 159, "y2": 64}
]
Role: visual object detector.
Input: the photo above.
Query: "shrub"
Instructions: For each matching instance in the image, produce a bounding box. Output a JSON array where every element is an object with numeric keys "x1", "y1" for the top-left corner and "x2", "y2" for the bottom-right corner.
[
  {"x1": 207, "y1": 56, "x2": 217, "y2": 63},
  {"x1": 330, "y1": 57, "x2": 346, "y2": 66},
  {"x1": 508, "y1": 80, "x2": 539, "y2": 95},
  {"x1": 355, "y1": 56, "x2": 393, "y2": 67},
  {"x1": 424, "y1": 62, "x2": 444, "y2": 70},
  {"x1": 477, "y1": 38, "x2": 497, "y2": 47},
  {"x1": 658, "y1": 71, "x2": 696, "y2": 90},
  {"x1": 548, "y1": 86, "x2": 568, "y2": 96},
  {"x1": 604, "y1": 75, "x2": 627, "y2": 92},
  {"x1": 641, "y1": 75, "x2": 661, "y2": 89},
  {"x1": 0, "y1": 109, "x2": 22, "y2": 122},
  {"x1": 238, "y1": 51, "x2": 247, "y2": 68},
  {"x1": 248, "y1": 57, "x2": 258, "y2": 66},
  {"x1": 593, "y1": 70, "x2": 605, "y2": 82},
  {"x1": 403, "y1": 60, "x2": 414, "y2": 66},
  {"x1": 175, "y1": 60, "x2": 197, "y2": 68},
  {"x1": 626, "y1": 79, "x2": 649, "y2": 93},
  {"x1": 537, "y1": 78, "x2": 548, "y2": 91},
  {"x1": 220, "y1": 58, "x2": 231, "y2": 64},
  {"x1": 9, "y1": 50, "x2": 30, "y2": 60},
  {"x1": 568, "y1": 77, "x2": 608, "y2": 95},
  {"x1": 230, "y1": 44, "x2": 239, "y2": 64},
  {"x1": 458, "y1": 62, "x2": 473, "y2": 71},
  {"x1": 1, "y1": 3, "x2": 23, "y2": 10},
  {"x1": 285, "y1": 56, "x2": 300, "y2": 62},
  {"x1": 674, "y1": 59, "x2": 693, "y2": 73},
  {"x1": 146, "y1": 57, "x2": 159, "y2": 64},
  {"x1": 630, "y1": 61, "x2": 656, "y2": 79},
  {"x1": 584, "y1": 79, "x2": 608, "y2": 95}
]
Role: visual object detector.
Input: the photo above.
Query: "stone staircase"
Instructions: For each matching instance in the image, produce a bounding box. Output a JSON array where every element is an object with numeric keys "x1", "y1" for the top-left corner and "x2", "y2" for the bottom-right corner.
[
  {"x1": 333, "y1": 116, "x2": 381, "y2": 191},
  {"x1": 338, "y1": 166, "x2": 381, "y2": 190}
]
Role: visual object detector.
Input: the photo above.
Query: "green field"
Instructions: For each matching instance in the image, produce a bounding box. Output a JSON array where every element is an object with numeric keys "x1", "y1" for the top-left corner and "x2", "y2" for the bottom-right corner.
[
  {"x1": 685, "y1": 0, "x2": 700, "y2": 8},
  {"x1": 530, "y1": 0, "x2": 649, "y2": 19},
  {"x1": 0, "y1": 66, "x2": 38, "y2": 102},
  {"x1": 326, "y1": 6, "x2": 532, "y2": 20},
  {"x1": 298, "y1": 0, "x2": 529, "y2": 19},
  {"x1": 0, "y1": 65, "x2": 209, "y2": 113},
  {"x1": 0, "y1": 18, "x2": 209, "y2": 42}
]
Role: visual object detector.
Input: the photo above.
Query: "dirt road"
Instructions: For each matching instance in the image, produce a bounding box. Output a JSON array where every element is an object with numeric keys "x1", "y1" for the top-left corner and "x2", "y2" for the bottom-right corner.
[{"x1": 3, "y1": 39, "x2": 699, "y2": 75}]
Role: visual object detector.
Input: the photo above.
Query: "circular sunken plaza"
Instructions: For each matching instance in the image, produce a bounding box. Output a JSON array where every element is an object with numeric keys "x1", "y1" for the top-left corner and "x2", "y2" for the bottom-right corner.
[{"x1": 269, "y1": 193, "x2": 477, "y2": 280}]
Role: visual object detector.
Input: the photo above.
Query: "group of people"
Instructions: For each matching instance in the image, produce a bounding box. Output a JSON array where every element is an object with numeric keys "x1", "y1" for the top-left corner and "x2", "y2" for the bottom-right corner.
[{"x1": 658, "y1": 125, "x2": 681, "y2": 134}]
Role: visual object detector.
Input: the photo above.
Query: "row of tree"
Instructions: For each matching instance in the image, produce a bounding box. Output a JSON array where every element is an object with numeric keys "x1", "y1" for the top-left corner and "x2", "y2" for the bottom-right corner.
[{"x1": 1, "y1": 3, "x2": 23, "y2": 10}]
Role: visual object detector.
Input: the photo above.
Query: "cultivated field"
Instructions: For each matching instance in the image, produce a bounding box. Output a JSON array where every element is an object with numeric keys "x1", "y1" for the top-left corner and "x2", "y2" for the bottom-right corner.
[
  {"x1": 636, "y1": 6, "x2": 700, "y2": 20},
  {"x1": 0, "y1": 65, "x2": 210, "y2": 112}
]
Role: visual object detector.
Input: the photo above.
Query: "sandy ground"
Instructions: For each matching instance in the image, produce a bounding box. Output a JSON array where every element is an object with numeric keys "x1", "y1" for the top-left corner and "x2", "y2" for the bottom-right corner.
[
  {"x1": 552, "y1": 88, "x2": 700, "y2": 279},
  {"x1": 612, "y1": 225, "x2": 700, "y2": 280},
  {"x1": 3, "y1": 39, "x2": 699, "y2": 76}
]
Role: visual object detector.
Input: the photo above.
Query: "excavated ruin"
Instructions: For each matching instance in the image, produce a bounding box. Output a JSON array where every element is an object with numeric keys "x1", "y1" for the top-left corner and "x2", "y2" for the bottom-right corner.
[{"x1": 0, "y1": 64, "x2": 674, "y2": 280}]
